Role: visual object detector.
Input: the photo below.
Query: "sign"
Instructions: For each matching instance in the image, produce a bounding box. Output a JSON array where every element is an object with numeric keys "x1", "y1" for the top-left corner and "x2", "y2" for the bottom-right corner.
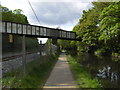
[{"x1": 9, "y1": 34, "x2": 13, "y2": 43}]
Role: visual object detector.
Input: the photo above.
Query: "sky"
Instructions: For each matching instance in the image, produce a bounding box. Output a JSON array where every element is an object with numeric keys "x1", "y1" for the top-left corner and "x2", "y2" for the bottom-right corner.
[{"x1": 1, "y1": 0, "x2": 97, "y2": 43}]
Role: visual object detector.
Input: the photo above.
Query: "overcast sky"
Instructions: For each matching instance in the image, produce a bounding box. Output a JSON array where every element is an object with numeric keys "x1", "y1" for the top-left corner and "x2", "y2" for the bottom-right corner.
[{"x1": 1, "y1": 0, "x2": 96, "y2": 43}]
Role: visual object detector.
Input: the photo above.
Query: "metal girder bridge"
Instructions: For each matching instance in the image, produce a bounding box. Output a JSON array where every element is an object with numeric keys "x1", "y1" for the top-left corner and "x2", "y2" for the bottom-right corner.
[{"x1": 0, "y1": 21, "x2": 81, "y2": 41}]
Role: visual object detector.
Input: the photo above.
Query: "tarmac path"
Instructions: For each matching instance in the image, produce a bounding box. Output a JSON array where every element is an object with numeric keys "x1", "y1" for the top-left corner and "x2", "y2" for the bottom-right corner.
[{"x1": 43, "y1": 52, "x2": 77, "y2": 89}]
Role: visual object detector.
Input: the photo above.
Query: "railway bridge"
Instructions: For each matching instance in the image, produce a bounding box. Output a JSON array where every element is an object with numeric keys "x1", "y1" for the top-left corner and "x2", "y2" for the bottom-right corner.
[{"x1": 1, "y1": 21, "x2": 81, "y2": 44}]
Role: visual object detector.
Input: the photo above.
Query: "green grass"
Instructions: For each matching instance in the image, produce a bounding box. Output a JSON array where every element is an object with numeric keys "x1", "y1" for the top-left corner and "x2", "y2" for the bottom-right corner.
[
  {"x1": 67, "y1": 55, "x2": 102, "y2": 88},
  {"x1": 1, "y1": 54, "x2": 59, "y2": 88}
]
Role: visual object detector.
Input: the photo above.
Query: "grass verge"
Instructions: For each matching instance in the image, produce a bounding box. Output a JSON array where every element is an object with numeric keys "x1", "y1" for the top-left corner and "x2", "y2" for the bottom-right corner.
[
  {"x1": 67, "y1": 55, "x2": 102, "y2": 88},
  {"x1": 1, "y1": 54, "x2": 59, "y2": 88}
]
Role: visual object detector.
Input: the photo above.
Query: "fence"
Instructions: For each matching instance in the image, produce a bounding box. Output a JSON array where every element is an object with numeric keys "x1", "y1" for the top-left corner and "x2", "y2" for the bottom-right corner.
[{"x1": 2, "y1": 36, "x2": 58, "y2": 77}]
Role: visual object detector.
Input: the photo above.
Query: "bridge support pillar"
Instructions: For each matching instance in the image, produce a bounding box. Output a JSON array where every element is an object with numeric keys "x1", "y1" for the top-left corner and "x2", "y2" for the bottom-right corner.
[
  {"x1": 52, "y1": 38, "x2": 57, "y2": 45},
  {"x1": 51, "y1": 38, "x2": 58, "y2": 54}
]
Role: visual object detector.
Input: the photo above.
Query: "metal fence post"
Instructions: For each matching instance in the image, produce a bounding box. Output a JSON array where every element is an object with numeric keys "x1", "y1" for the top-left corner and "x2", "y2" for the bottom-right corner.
[
  {"x1": 40, "y1": 40, "x2": 42, "y2": 56},
  {"x1": 22, "y1": 35, "x2": 26, "y2": 76}
]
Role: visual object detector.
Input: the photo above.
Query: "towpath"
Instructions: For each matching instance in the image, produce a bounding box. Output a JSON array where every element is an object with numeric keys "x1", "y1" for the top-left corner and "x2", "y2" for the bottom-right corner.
[{"x1": 43, "y1": 52, "x2": 77, "y2": 88}]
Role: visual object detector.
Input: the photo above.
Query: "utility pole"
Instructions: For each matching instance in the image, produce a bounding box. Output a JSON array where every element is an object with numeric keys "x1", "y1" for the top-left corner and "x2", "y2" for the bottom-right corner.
[
  {"x1": 40, "y1": 40, "x2": 42, "y2": 56},
  {"x1": 22, "y1": 35, "x2": 26, "y2": 76}
]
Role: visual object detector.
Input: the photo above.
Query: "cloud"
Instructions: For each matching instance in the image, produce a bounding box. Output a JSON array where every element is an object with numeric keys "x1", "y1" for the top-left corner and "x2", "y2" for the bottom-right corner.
[
  {"x1": 1, "y1": 0, "x2": 93, "y2": 26},
  {"x1": 29, "y1": 2, "x2": 92, "y2": 25}
]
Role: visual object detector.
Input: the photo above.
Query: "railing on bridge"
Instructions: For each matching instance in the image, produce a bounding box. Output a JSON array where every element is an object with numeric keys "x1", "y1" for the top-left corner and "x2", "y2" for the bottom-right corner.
[{"x1": 1, "y1": 21, "x2": 76, "y2": 40}]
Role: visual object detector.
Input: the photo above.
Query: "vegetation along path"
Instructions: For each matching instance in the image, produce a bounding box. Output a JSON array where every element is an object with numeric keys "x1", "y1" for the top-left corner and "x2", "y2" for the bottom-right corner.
[{"x1": 43, "y1": 52, "x2": 77, "y2": 88}]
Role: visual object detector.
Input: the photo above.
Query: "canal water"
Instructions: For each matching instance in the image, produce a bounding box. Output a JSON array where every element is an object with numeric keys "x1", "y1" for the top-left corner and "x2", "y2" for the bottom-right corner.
[{"x1": 73, "y1": 53, "x2": 120, "y2": 88}]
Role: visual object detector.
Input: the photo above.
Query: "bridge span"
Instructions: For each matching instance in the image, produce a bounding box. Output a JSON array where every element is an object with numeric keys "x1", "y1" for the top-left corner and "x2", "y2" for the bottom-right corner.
[{"x1": 1, "y1": 21, "x2": 81, "y2": 41}]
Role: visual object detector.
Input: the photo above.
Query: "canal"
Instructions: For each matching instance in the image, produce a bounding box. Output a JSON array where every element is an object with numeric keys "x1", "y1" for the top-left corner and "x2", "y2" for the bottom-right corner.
[{"x1": 71, "y1": 52, "x2": 120, "y2": 88}]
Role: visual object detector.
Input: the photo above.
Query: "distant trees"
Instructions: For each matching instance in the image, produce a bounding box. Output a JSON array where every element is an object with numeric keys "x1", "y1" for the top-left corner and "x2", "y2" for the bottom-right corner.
[{"x1": 1, "y1": 6, "x2": 29, "y2": 24}]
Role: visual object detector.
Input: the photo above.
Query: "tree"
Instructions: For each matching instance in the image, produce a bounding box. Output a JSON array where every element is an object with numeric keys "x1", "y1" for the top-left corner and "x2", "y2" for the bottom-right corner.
[
  {"x1": 99, "y1": 2, "x2": 120, "y2": 53},
  {"x1": 75, "y1": 8, "x2": 100, "y2": 53},
  {"x1": 1, "y1": 6, "x2": 29, "y2": 24},
  {"x1": 13, "y1": 9, "x2": 23, "y2": 14}
]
